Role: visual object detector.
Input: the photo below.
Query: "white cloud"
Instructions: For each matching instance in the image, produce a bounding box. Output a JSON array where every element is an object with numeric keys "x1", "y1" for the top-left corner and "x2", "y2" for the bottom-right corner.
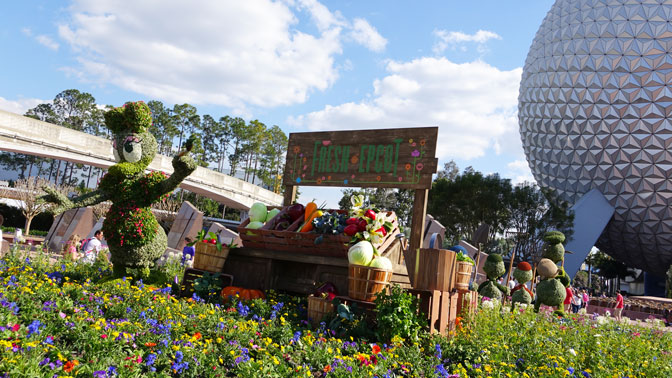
[
  {"x1": 506, "y1": 159, "x2": 535, "y2": 185},
  {"x1": 348, "y1": 18, "x2": 387, "y2": 52},
  {"x1": 57, "y1": 0, "x2": 384, "y2": 112},
  {"x1": 289, "y1": 57, "x2": 522, "y2": 160},
  {"x1": 35, "y1": 35, "x2": 60, "y2": 51},
  {"x1": 0, "y1": 97, "x2": 48, "y2": 115},
  {"x1": 21, "y1": 27, "x2": 59, "y2": 51},
  {"x1": 433, "y1": 29, "x2": 501, "y2": 54}
]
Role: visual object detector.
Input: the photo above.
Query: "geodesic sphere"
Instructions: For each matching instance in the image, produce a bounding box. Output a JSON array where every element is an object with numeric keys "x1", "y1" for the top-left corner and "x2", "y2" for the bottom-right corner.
[{"x1": 518, "y1": 0, "x2": 672, "y2": 275}]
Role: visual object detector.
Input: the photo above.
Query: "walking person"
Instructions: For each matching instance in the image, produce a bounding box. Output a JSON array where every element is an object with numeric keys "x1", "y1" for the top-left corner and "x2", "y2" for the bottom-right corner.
[
  {"x1": 571, "y1": 289, "x2": 582, "y2": 313},
  {"x1": 564, "y1": 286, "x2": 573, "y2": 313},
  {"x1": 613, "y1": 290, "x2": 624, "y2": 321},
  {"x1": 581, "y1": 289, "x2": 589, "y2": 309}
]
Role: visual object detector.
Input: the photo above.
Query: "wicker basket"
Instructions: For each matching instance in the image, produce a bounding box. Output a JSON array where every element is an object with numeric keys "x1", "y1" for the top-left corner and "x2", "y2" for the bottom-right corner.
[
  {"x1": 348, "y1": 264, "x2": 393, "y2": 302},
  {"x1": 193, "y1": 241, "x2": 229, "y2": 272},
  {"x1": 307, "y1": 295, "x2": 335, "y2": 326}
]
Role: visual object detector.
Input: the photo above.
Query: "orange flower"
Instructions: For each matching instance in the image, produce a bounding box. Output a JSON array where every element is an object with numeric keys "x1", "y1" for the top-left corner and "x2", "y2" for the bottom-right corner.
[
  {"x1": 371, "y1": 344, "x2": 381, "y2": 354},
  {"x1": 293, "y1": 146, "x2": 300, "y2": 153},
  {"x1": 193, "y1": 332, "x2": 202, "y2": 340},
  {"x1": 376, "y1": 175, "x2": 381, "y2": 181},
  {"x1": 145, "y1": 342, "x2": 157, "y2": 347},
  {"x1": 64, "y1": 360, "x2": 79, "y2": 373},
  {"x1": 405, "y1": 163, "x2": 411, "y2": 171},
  {"x1": 351, "y1": 155, "x2": 359, "y2": 164},
  {"x1": 323, "y1": 365, "x2": 332, "y2": 373},
  {"x1": 420, "y1": 139, "x2": 426, "y2": 146},
  {"x1": 316, "y1": 178, "x2": 323, "y2": 184}
]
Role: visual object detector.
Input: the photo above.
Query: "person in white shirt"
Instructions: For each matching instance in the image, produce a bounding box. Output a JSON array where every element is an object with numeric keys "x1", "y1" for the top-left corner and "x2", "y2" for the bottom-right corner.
[
  {"x1": 81, "y1": 230, "x2": 104, "y2": 264},
  {"x1": 508, "y1": 277, "x2": 516, "y2": 291}
]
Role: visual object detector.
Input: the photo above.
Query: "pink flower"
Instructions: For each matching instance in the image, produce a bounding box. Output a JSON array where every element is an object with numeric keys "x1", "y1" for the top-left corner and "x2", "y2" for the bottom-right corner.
[{"x1": 411, "y1": 150, "x2": 420, "y2": 157}]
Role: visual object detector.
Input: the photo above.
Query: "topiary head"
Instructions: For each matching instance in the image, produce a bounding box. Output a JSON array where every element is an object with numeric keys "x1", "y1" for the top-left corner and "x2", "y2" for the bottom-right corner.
[
  {"x1": 483, "y1": 253, "x2": 505, "y2": 280},
  {"x1": 542, "y1": 231, "x2": 566, "y2": 263},
  {"x1": 513, "y1": 261, "x2": 533, "y2": 283},
  {"x1": 105, "y1": 102, "x2": 158, "y2": 177}
]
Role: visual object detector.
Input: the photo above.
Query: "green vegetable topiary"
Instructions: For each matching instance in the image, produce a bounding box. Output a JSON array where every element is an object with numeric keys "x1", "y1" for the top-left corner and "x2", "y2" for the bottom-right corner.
[
  {"x1": 42, "y1": 101, "x2": 197, "y2": 278},
  {"x1": 511, "y1": 261, "x2": 534, "y2": 311},
  {"x1": 542, "y1": 230, "x2": 565, "y2": 263},
  {"x1": 543, "y1": 230, "x2": 565, "y2": 245},
  {"x1": 478, "y1": 253, "x2": 509, "y2": 301},
  {"x1": 534, "y1": 231, "x2": 570, "y2": 316},
  {"x1": 535, "y1": 279, "x2": 566, "y2": 307}
]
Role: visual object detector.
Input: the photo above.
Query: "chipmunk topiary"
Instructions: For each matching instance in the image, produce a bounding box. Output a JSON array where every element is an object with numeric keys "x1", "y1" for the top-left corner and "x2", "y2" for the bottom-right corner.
[
  {"x1": 43, "y1": 102, "x2": 197, "y2": 277},
  {"x1": 477, "y1": 253, "x2": 509, "y2": 300},
  {"x1": 534, "y1": 231, "x2": 571, "y2": 316},
  {"x1": 510, "y1": 261, "x2": 533, "y2": 311}
]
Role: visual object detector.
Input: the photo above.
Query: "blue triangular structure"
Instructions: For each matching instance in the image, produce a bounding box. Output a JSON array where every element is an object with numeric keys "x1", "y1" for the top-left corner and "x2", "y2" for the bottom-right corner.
[{"x1": 564, "y1": 188, "x2": 615, "y2": 278}]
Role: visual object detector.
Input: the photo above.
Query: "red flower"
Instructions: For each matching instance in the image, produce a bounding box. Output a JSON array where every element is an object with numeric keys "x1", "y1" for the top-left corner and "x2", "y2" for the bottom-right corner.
[
  {"x1": 371, "y1": 344, "x2": 381, "y2": 354},
  {"x1": 11, "y1": 324, "x2": 19, "y2": 332},
  {"x1": 64, "y1": 360, "x2": 78, "y2": 373},
  {"x1": 101, "y1": 334, "x2": 108, "y2": 339}
]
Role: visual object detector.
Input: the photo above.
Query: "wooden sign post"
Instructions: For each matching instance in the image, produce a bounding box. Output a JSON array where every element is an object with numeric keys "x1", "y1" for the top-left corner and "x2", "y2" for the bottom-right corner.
[{"x1": 282, "y1": 127, "x2": 439, "y2": 286}]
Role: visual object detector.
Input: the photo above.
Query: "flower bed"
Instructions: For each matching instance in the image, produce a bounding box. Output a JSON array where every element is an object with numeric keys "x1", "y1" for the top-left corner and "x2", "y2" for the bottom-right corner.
[{"x1": 0, "y1": 252, "x2": 671, "y2": 377}]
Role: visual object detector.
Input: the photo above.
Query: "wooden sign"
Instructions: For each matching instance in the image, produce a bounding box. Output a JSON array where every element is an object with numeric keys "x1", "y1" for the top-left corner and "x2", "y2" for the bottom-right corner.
[{"x1": 283, "y1": 127, "x2": 438, "y2": 189}]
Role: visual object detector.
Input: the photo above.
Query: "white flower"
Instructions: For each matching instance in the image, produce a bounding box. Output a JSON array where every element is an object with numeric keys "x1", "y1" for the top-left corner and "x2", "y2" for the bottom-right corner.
[
  {"x1": 569, "y1": 348, "x2": 577, "y2": 356},
  {"x1": 482, "y1": 300, "x2": 494, "y2": 310}
]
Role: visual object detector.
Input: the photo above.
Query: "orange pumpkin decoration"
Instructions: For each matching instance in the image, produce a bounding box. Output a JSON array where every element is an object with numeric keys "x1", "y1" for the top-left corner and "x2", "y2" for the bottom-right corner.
[{"x1": 221, "y1": 286, "x2": 265, "y2": 301}]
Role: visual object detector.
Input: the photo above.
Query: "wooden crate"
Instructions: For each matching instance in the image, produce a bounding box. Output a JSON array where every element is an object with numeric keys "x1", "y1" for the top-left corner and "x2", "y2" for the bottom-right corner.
[
  {"x1": 409, "y1": 289, "x2": 476, "y2": 335},
  {"x1": 240, "y1": 209, "x2": 400, "y2": 258},
  {"x1": 238, "y1": 206, "x2": 297, "y2": 250},
  {"x1": 411, "y1": 248, "x2": 458, "y2": 292},
  {"x1": 180, "y1": 268, "x2": 234, "y2": 298}
]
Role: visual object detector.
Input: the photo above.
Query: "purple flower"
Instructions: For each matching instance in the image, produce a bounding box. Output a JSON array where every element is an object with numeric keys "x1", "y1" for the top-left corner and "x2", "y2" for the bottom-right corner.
[{"x1": 411, "y1": 149, "x2": 420, "y2": 157}]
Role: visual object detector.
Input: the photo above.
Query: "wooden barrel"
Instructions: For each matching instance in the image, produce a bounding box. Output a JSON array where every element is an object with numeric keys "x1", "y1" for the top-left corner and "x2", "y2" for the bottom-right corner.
[
  {"x1": 348, "y1": 264, "x2": 392, "y2": 302},
  {"x1": 193, "y1": 242, "x2": 229, "y2": 272},
  {"x1": 455, "y1": 262, "x2": 473, "y2": 290},
  {"x1": 307, "y1": 295, "x2": 335, "y2": 326}
]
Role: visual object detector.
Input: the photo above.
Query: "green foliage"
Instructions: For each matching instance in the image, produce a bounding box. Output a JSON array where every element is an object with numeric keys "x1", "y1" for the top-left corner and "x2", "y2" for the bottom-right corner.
[
  {"x1": 456, "y1": 251, "x2": 475, "y2": 265},
  {"x1": 513, "y1": 267, "x2": 533, "y2": 283},
  {"x1": 193, "y1": 272, "x2": 225, "y2": 302},
  {"x1": 536, "y1": 278, "x2": 566, "y2": 308},
  {"x1": 478, "y1": 281, "x2": 504, "y2": 300},
  {"x1": 374, "y1": 284, "x2": 423, "y2": 342},
  {"x1": 428, "y1": 168, "x2": 512, "y2": 245},
  {"x1": 325, "y1": 301, "x2": 375, "y2": 340},
  {"x1": 544, "y1": 230, "x2": 566, "y2": 244},
  {"x1": 104, "y1": 101, "x2": 153, "y2": 134},
  {"x1": 483, "y1": 253, "x2": 505, "y2": 279},
  {"x1": 511, "y1": 288, "x2": 532, "y2": 305}
]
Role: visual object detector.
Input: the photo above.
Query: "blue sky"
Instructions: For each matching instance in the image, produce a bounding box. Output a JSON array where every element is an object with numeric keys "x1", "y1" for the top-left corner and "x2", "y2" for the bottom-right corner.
[{"x1": 0, "y1": 0, "x2": 555, "y2": 206}]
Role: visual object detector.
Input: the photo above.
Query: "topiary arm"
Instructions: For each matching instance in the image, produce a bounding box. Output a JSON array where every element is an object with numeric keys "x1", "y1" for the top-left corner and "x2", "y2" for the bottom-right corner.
[
  {"x1": 495, "y1": 282, "x2": 510, "y2": 296},
  {"x1": 556, "y1": 268, "x2": 571, "y2": 287},
  {"x1": 477, "y1": 281, "x2": 490, "y2": 292},
  {"x1": 157, "y1": 154, "x2": 197, "y2": 198},
  {"x1": 41, "y1": 187, "x2": 109, "y2": 215}
]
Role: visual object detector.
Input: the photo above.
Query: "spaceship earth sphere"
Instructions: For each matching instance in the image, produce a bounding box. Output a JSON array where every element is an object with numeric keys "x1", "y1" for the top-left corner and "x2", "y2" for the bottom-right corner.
[{"x1": 518, "y1": 0, "x2": 672, "y2": 275}]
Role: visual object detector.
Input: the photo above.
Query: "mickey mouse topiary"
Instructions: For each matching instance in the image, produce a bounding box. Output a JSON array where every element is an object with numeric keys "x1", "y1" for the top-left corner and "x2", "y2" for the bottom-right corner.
[
  {"x1": 42, "y1": 101, "x2": 197, "y2": 278},
  {"x1": 534, "y1": 231, "x2": 571, "y2": 316},
  {"x1": 477, "y1": 253, "x2": 509, "y2": 301}
]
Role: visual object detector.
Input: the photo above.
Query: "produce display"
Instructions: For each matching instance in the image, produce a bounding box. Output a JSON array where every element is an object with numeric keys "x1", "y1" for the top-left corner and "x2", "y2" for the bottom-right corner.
[{"x1": 239, "y1": 195, "x2": 398, "y2": 258}]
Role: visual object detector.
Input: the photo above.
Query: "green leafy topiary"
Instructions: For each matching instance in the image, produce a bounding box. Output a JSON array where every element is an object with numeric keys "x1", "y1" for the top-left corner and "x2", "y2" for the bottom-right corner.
[
  {"x1": 534, "y1": 231, "x2": 570, "y2": 316},
  {"x1": 42, "y1": 101, "x2": 197, "y2": 278},
  {"x1": 478, "y1": 253, "x2": 509, "y2": 300},
  {"x1": 511, "y1": 261, "x2": 534, "y2": 311}
]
